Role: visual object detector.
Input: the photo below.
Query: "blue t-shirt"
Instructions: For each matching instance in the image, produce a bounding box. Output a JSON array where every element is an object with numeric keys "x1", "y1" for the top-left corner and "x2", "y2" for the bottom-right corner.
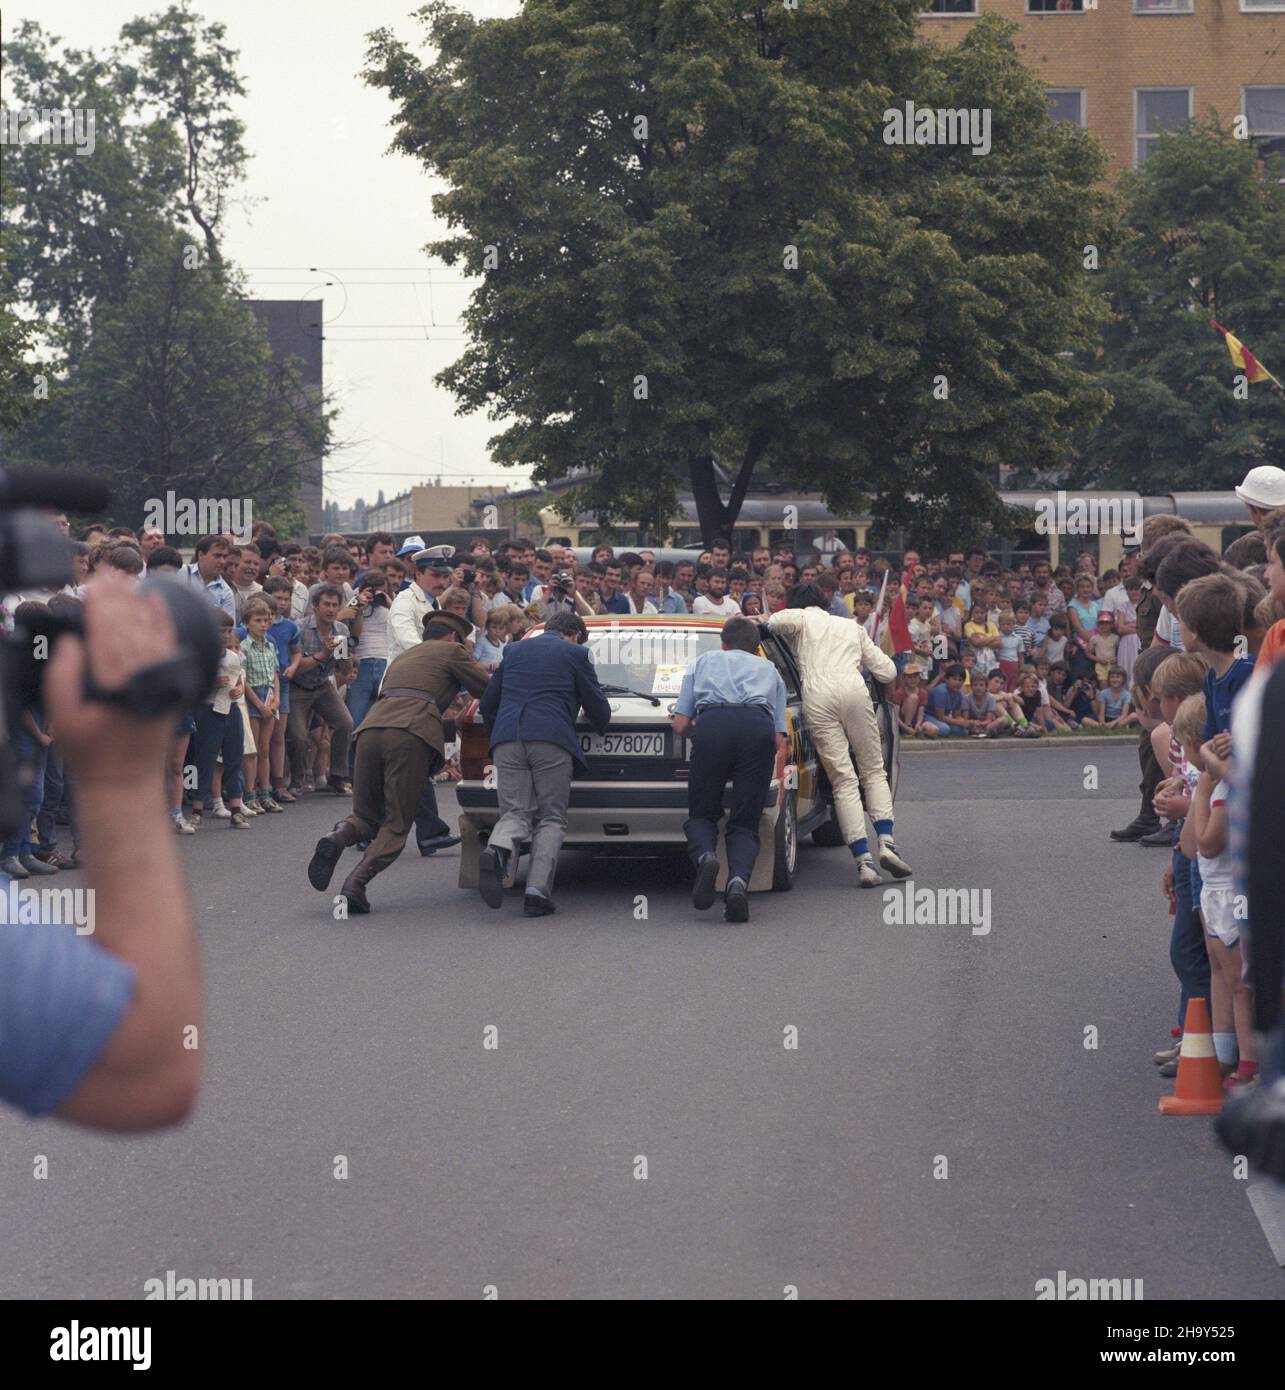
[
  {"x1": 266, "y1": 617, "x2": 301, "y2": 672},
  {"x1": 1202, "y1": 657, "x2": 1255, "y2": 740},
  {"x1": 1100, "y1": 687, "x2": 1130, "y2": 721},
  {"x1": 927, "y1": 684, "x2": 963, "y2": 718},
  {"x1": 0, "y1": 914, "x2": 135, "y2": 1117}
]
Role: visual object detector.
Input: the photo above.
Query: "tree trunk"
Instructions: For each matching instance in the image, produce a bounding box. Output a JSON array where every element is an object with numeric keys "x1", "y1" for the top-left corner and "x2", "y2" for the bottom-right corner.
[{"x1": 687, "y1": 427, "x2": 773, "y2": 547}]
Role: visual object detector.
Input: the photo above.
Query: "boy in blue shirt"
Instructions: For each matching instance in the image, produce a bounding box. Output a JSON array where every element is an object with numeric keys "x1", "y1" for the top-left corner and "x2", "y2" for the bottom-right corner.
[
  {"x1": 1175, "y1": 574, "x2": 1256, "y2": 739},
  {"x1": 923, "y1": 664, "x2": 969, "y2": 736}
]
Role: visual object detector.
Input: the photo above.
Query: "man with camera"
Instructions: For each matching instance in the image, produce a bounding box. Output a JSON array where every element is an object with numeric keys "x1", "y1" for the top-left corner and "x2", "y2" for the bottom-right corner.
[
  {"x1": 0, "y1": 575, "x2": 201, "y2": 1129},
  {"x1": 527, "y1": 569, "x2": 595, "y2": 622}
]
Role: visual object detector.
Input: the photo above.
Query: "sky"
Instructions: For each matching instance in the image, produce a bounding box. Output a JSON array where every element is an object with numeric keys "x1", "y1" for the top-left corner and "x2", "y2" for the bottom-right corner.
[{"x1": 3, "y1": 0, "x2": 530, "y2": 511}]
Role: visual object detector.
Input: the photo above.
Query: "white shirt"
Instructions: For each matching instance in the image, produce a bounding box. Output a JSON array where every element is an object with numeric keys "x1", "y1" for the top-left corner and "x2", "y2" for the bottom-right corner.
[
  {"x1": 693, "y1": 594, "x2": 741, "y2": 617},
  {"x1": 1101, "y1": 584, "x2": 1129, "y2": 616},
  {"x1": 623, "y1": 592, "x2": 658, "y2": 614},
  {"x1": 1156, "y1": 605, "x2": 1185, "y2": 650},
  {"x1": 387, "y1": 582, "x2": 438, "y2": 660},
  {"x1": 290, "y1": 579, "x2": 311, "y2": 622},
  {"x1": 355, "y1": 602, "x2": 390, "y2": 661}
]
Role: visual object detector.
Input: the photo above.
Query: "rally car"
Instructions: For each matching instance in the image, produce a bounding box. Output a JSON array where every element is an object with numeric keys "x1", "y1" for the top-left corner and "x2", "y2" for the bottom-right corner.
[{"x1": 455, "y1": 615, "x2": 899, "y2": 893}]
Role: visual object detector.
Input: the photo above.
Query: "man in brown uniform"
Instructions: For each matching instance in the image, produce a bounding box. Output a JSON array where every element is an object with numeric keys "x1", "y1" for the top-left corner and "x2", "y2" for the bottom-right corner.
[{"x1": 307, "y1": 610, "x2": 490, "y2": 912}]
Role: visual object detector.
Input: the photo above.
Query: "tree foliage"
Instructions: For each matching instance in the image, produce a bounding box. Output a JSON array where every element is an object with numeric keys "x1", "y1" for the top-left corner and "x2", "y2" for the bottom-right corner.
[
  {"x1": 366, "y1": 1, "x2": 1113, "y2": 545},
  {"x1": 1, "y1": 9, "x2": 325, "y2": 531},
  {"x1": 1068, "y1": 118, "x2": 1285, "y2": 492}
]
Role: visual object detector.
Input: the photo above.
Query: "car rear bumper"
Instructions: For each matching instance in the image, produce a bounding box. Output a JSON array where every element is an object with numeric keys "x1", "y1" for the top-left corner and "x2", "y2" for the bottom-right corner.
[{"x1": 456, "y1": 781, "x2": 781, "y2": 845}]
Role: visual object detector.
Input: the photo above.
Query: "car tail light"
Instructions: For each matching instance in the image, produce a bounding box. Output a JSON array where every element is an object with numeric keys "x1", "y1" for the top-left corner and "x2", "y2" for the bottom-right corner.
[{"x1": 459, "y1": 719, "x2": 490, "y2": 780}]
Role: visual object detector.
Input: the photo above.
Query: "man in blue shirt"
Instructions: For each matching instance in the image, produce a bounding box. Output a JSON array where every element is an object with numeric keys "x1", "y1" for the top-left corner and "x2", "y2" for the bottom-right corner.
[
  {"x1": 177, "y1": 533, "x2": 235, "y2": 617},
  {"x1": 672, "y1": 616, "x2": 787, "y2": 923}
]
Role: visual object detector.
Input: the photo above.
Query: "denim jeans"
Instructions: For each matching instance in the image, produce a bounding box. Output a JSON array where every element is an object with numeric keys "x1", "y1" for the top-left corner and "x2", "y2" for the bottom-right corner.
[
  {"x1": 35, "y1": 741, "x2": 76, "y2": 851},
  {"x1": 193, "y1": 704, "x2": 244, "y2": 806},
  {"x1": 1170, "y1": 842, "x2": 1211, "y2": 1032},
  {"x1": 3, "y1": 722, "x2": 47, "y2": 858},
  {"x1": 345, "y1": 658, "x2": 387, "y2": 771}
]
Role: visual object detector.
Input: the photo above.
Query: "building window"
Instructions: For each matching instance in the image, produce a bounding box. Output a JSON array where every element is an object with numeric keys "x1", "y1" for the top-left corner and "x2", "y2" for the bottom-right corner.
[
  {"x1": 1135, "y1": 88, "x2": 1192, "y2": 166},
  {"x1": 1027, "y1": 0, "x2": 1084, "y2": 12},
  {"x1": 922, "y1": 0, "x2": 977, "y2": 12},
  {"x1": 1133, "y1": 0, "x2": 1193, "y2": 11},
  {"x1": 1245, "y1": 88, "x2": 1285, "y2": 158},
  {"x1": 1242, "y1": 1, "x2": 1285, "y2": 12},
  {"x1": 1047, "y1": 90, "x2": 1086, "y2": 126}
]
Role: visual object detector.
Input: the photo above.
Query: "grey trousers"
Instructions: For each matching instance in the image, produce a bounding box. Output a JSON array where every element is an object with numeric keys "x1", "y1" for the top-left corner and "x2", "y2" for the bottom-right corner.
[{"x1": 488, "y1": 740, "x2": 573, "y2": 898}]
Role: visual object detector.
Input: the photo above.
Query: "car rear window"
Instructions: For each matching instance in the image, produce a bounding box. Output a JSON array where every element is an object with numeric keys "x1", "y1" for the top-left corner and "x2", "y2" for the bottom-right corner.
[{"x1": 585, "y1": 626, "x2": 723, "y2": 697}]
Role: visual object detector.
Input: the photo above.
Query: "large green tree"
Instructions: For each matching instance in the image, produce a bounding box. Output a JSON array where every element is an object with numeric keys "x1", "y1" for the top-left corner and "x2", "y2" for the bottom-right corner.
[
  {"x1": 366, "y1": 1, "x2": 1113, "y2": 546},
  {"x1": 1067, "y1": 118, "x2": 1285, "y2": 492},
  {"x1": 1, "y1": 9, "x2": 326, "y2": 531}
]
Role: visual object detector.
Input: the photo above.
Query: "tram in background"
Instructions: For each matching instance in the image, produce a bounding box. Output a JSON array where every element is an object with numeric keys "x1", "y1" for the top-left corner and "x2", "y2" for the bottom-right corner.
[{"x1": 538, "y1": 492, "x2": 1255, "y2": 567}]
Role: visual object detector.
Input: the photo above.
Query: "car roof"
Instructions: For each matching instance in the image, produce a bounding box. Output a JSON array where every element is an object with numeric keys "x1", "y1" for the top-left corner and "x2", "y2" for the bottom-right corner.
[{"x1": 523, "y1": 614, "x2": 729, "y2": 637}]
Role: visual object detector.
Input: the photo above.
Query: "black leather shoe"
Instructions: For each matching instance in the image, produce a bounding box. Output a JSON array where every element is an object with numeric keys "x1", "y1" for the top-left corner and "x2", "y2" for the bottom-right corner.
[
  {"x1": 308, "y1": 835, "x2": 343, "y2": 891},
  {"x1": 479, "y1": 846, "x2": 506, "y2": 909},
  {"x1": 1140, "y1": 825, "x2": 1176, "y2": 847},
  {"x1": 523, "y1": 893, "x2": 555, "y2": 917},
  {"x1": 1110, "y1": 816, "x2": 1160, "y2": 842},
  {"x1": 418, "y1": 833, "x2": 462, "y2": 856},
  {"x1": 692, "y1": 854, "x2": 719, "y2": 911},
  {"x1": 724, "y1": 877, "x2": 749, "y2": 923}
]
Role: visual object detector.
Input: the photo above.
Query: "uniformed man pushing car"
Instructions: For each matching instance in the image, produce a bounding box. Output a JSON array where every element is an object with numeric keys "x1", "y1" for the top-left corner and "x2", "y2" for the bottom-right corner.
[{"x1": 307, "y1": 609, "x2": 490, "y2": 913}]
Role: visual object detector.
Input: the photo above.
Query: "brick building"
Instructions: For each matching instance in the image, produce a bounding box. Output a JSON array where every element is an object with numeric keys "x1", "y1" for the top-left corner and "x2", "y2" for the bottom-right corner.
[{"x1": 919, "y1": 1, "x2": 1285, "y2": 172}]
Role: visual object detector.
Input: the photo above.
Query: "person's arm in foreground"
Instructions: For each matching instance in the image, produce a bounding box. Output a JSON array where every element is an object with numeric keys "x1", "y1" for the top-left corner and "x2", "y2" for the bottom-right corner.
[{"x1": 49, "y1": 577, "x2": 201, "y2": 1129}]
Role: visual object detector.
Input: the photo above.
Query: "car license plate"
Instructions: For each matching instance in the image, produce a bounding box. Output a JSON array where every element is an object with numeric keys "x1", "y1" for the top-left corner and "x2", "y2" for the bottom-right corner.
[{"x1": 580, "y1": 732, "x2": 666, "y2": 757}]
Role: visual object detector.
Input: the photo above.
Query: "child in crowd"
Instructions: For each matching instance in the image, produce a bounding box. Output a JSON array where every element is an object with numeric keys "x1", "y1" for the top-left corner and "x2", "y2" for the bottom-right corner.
[
  {"x1": 996, "y1": 609, "x2": 1024, "y2": 690},
  {"x1": 963, "y1": 672, "x2": 1008, "y2": 737},
  {"x1": 909, "y1": 598, "x2": 938, "y2": 676},
  {"x1": 956, "y1": 646, "x2": 978, "y2": 692},
  {"x1": 1093, "y1": 665, "x2": 1135, "y2": 729},
  {"x1": 1088, "y1": 610, "x2": 1119, "y2": 683},
  {"x1": 893, "y1": 662, "x2": 929, "y2": 737},
  {"x1": 473, "y1": 608, "x2": 510, "y2": 670},
  {"x1": 1148, "y1": 651, "x2": 1209, "y2": 1070},
  {"x1": 1013, "y1": 668, "x2": 1047, "y2": 737},
  {"x1": 1174, "y1": 695, "x2": 1257, "y2": 1092},
  {"x1": 1041, "y1": 613, "x2": 1070, "y2": 666},
  {"x1": 1174, "y1": 573, "x2": 1256, "y2": 741},
  {"x1": 1025, "y1": 593, "x2": 1051, "y2": 658},
  {"x1": 262, "y1": 577, "x2": 302, "y2": 804},
  {"x1": 241, "y1": 596, "x2": 283, "y2": 813},
  {"x1": 922, "y1": 664, "x2": 970, "y2": 736},
  {"x1": 1044, "y1": 662, "x2": 1078, "y2": 727},
  {"x1": 189, "y1": 612, "x2": 250, "y2": 829},
  {"x1": 964, "y1": 602, "x2": 1000, "y2": 678}
]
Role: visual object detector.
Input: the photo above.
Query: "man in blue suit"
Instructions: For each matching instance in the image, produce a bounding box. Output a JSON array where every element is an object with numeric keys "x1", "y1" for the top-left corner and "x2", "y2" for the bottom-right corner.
[{"x1": 477, "y1": 611, "x2": 611, "y2": 915}]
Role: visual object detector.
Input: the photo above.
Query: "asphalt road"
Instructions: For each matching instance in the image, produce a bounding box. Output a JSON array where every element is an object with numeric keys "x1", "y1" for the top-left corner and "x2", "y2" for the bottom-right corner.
[{"x1": 3, "y1": 743, "x2": 1280, "y2": 1300}]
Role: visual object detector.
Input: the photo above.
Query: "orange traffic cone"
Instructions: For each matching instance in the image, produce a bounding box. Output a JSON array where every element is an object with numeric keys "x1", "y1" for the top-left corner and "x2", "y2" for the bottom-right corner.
[{"x1": 1159, "y1": 998, "x2": 1226, "y2": 1116}]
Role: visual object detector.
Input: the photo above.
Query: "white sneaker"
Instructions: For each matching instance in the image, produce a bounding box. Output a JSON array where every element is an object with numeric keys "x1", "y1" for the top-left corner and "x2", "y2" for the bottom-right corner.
[
  {"x1": 241, "y1": 799, "x2": 260, "y2": 815},
  {"x1": 856, "y1": 854, "x2": 881, "y2": 888},
  {"x1": 173, "y1": 814, "x2": 196, "y2": 835},
  {"x1": 210, "y1": 798, "x2": 232, "y2": 819},
  {"x1": 878, "y1": 839, "x2": 912, "y2": 879}
]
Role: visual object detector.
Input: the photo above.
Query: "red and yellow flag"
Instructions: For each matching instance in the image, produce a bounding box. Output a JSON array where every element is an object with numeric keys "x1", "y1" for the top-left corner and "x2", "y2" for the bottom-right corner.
[{"x1": 1211, "y1": 320, "x2": 1271, "y2": 383}]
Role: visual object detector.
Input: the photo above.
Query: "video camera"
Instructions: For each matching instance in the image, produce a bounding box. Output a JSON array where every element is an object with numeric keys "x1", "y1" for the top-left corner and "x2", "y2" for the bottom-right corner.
[{"x1": 0, "y1": 467, "x2": 222, "y2": 836}]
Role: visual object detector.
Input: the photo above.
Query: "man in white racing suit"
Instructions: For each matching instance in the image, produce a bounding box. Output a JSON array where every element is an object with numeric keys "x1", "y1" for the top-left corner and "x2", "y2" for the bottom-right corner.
[{"x1": 764, "y1": 584, "x2": 913, "y2": 888}]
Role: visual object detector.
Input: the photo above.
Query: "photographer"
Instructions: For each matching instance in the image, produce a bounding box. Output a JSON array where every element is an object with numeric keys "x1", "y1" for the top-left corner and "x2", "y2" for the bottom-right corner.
[
  {"x1": 528, "y1": 569, "x2": 595, "y2": 622},
  {"x1": 0, "y1": 575, "x2": 200, "y2": 1128},
  {"x1": 344, "y1": 568, "x2": 391, "y2": 753}
]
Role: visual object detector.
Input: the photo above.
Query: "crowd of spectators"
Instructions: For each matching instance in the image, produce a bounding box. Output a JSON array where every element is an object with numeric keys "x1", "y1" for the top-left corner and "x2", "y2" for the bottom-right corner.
[{"x1": 6, "y1": 494, "x2": 1283, "y2": 1102}]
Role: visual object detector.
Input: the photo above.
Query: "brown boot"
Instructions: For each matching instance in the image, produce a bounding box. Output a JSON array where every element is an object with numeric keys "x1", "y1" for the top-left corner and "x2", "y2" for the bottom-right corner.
[
  {"x1": 308, "y1": 820, "x2": 363, "y2": 891},
  {"x1": 339, "y1": 856, "x2": 384, "y2": 915}
]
